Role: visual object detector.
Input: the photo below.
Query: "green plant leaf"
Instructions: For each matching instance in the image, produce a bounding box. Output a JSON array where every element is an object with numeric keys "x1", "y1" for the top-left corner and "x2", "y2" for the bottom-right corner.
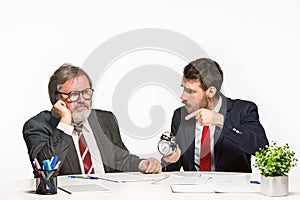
[{"x1": 253, "y1": 141, "x2": 298, "y2": 177}]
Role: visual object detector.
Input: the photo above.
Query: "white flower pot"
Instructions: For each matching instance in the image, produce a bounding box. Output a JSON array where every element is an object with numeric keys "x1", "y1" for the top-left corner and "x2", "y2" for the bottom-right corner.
[{"x1": 260, "y1": 175, "x2": 288, "y2": 196}]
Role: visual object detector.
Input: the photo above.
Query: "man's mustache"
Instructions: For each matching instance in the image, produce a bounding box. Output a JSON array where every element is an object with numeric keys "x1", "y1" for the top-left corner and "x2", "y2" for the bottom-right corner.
[{"x1": 73, "y1": 103, "x2": 89, "y2": 110}]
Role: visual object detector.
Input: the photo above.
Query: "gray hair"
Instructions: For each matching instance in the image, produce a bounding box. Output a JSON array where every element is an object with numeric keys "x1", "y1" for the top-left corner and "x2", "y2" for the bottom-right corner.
[{"x1": 48, "y1": 63, "x2": 92, "y2": 105}]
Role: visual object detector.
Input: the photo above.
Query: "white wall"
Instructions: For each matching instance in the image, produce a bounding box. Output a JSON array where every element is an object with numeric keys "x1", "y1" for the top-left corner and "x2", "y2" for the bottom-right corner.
[{"x1": 1, "y1": 0, "x2": 299, "y2": 183}]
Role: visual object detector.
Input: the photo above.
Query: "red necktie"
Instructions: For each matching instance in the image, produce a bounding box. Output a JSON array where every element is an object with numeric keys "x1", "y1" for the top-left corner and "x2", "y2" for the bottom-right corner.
[
  {"x1": 74, "y1": 125, "x2": 95, "y2": 174},
  {"x1": 200, "y1": 126, "x2": 211, "y2": 171}
]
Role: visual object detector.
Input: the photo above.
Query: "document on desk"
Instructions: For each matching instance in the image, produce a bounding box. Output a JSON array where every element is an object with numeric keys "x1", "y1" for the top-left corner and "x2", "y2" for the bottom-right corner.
[
  {"x1": 203, "y1": 174, "x2": 247, "y2": 185},
  {"x1": 171, "y1": 184, "x2": 256, "y2": 193},
  {"x1": 89, "y1": 172, "x2": 169, "y2": 183},
  {"x1": 171, "y1": 184, "x2": 215, "y2": 193},
  {"x1": 58, "y1": 184, "x2": 110, "y2": 194},
  {"x1": 170, "y1": 174, "x2": 257, "y2": 193},
  {"x1": 153, "y1": 174, "x2": 209, "y2": 185}
]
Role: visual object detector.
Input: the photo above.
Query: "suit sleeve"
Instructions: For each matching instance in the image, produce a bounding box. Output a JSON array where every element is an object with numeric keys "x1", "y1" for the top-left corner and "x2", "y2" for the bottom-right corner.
[
  {"x1": 100, "y1": 111, "x2": 142, "y2": 172},
  {"x1": 162, "y1": 109, "x2": 182, "y2": 171},
  {"x1": 222, "y1": 100, "x2": 269, "y2": 155},
  {"x1": 22, "y1": 111, "x2": 74, "y2": 171}
]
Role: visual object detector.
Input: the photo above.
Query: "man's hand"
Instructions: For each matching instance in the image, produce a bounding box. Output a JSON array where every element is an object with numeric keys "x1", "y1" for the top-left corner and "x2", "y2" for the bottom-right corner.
[
  {"x1": 162, "y1": 145, "x2": 181, "y2": 163},
  {"x1": 51, "y1": 100, "x2": 72, "y2": 125},
  {"x1": 140, "y1": 157, "x2": 162, "y2": 174},
  {"x1": 196, "y1": 108, "x2": 224, "y2": 128}
]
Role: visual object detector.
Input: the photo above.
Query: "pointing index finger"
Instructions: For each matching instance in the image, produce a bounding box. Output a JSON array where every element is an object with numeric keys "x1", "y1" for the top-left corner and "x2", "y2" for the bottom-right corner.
[{"x1": 185, "y1": 109, "x2": 201, "y2": 120}]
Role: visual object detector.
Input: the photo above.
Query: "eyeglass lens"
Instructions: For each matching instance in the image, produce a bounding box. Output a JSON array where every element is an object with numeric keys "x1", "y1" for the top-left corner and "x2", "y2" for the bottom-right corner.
[{"x1": 68, "y1": 89, "x2": 93, "y2": 102}]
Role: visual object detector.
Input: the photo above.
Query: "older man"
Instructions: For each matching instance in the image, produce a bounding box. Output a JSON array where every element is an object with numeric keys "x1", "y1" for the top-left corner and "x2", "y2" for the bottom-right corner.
[{"x1": 23, "y1": 63, "x2": 161, "y2": 175}]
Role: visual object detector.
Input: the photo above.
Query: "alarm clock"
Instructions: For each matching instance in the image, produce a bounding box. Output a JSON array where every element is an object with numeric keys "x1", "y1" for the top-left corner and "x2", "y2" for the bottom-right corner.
[{"x1": 157, "y1": 132, "x2": 177, "y2": 156}]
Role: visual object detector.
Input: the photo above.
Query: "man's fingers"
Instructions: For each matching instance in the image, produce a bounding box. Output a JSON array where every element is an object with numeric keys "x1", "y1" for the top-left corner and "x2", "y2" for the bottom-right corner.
[
  {"x1": 143, "y1": 158, "x2": 162, "y2": 174},
  {"x1": 162, "y1": 146, "x2": 181, "y2": 163},
  {"x1": 185, "y1": 109, "x2": 201, "y2": 120}
]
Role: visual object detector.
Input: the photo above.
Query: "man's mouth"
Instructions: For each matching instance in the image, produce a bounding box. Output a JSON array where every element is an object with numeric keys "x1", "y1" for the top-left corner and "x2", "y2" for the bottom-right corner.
[
  {"x1": 183, "y1": 103, "x2": 190, "y2": 107},
  {"x1": 74, "y1": 105, "x2": 89, "y2": 112}
]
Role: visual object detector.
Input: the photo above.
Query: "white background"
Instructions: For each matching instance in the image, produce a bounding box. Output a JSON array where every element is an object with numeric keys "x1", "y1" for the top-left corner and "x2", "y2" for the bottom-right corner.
[{"x1": 0, "y1": 0, "x2": 299, "y2": 183}]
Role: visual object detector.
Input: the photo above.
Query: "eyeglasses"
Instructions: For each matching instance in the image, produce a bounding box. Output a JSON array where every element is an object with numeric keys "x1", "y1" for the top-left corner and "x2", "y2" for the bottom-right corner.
[{"x1": 56, "y1": 88, "x2": 94, "y2": 102}]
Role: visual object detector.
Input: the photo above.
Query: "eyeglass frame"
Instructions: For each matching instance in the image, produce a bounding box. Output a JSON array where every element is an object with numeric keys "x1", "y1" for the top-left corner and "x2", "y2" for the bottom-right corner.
[{"x1": 55, "y1": 88, "x2": 94, "y2": 102}]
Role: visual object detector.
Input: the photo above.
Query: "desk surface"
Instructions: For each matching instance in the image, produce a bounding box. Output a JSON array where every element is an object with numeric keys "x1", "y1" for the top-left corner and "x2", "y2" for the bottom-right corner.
[{"x1": 1, "y1": 172, "x2": 300, "y2": 200}]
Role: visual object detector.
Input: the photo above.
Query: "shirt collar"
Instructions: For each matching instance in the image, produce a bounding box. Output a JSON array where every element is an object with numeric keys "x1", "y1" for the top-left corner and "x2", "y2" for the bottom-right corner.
[
  {"x1": 81, "y1": 119, "x2": 91, "y2": 133},
  {"x1": 213, "y1": 96, "x2": 222, "y2": 113},
  {"x1": 72, "y1": 119, "x2": 91, "y2": 135}
]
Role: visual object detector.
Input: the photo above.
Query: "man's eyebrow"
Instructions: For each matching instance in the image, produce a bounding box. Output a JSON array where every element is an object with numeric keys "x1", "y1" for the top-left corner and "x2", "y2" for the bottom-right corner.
[{"x1": 181, "y1": 84, "x2": 193, "y2": 89}]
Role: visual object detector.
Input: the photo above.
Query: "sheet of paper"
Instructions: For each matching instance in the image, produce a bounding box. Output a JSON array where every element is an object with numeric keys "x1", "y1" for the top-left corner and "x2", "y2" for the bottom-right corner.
[
  {"x1": 89, "y1": 172, "x2": 168, "y2": 183},
  {"x1": 58, "y1": 184, "x2": 110, "y2": 194},
  {"x1": 170, "y1": 174, "x2": 256, "y2": 193},
  {"x1": 153, "y1": 174, "x2": 209, "y2": 185},
  {"x1": 212, "y1": 185, "x2": 257, "y2": 193},
  {"x1": 203, "y1": 174, "x2": 247, "y2": 185},
  {"x1": 171, "y1": 184, "x2": 256, "y2": 193},
  {"x1": 171, "y1": 184, "x2": 215, "y2": 193}
]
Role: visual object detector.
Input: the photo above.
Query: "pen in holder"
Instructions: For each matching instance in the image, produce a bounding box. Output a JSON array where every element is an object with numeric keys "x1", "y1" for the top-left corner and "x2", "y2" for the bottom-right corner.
[{"x1": 34, "y1": 169, "x2": 58, "y2": 195}]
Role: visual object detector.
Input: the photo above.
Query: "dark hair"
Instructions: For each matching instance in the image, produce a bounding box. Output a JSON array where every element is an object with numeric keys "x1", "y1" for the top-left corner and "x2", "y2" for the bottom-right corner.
[
  {"x1": 183, "y1": 58, "x2": 223, "y2": 97},
  {"x1": 48, "y1": 63, "x2": 93, "y2": 105}
]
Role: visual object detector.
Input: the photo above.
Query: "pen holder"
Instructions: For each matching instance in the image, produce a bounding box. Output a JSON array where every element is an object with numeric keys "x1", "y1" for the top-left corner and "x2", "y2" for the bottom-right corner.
[{"x1": 34, "y1": 169, "x2": 58, "y2": 195}]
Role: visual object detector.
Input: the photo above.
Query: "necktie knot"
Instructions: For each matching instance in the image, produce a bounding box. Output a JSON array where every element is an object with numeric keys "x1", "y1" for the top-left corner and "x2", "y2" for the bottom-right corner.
[{"x1": 74, "y1": 125, "x2": 83, "y2": 134}]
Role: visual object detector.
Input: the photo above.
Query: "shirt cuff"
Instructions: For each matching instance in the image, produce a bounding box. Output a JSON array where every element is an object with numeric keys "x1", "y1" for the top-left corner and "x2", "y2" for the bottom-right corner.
[
  {"x1": 57, "y1": 122, "x2": 74, "y2": 136},
  {"x1": 138, "y1": 159, "x2": 146, "y2": 171}
]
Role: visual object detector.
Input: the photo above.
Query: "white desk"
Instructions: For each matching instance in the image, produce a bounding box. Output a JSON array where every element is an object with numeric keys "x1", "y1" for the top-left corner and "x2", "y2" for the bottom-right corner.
[{"x1": 1, "y1": 172, "x2": 300, "y2": 200}]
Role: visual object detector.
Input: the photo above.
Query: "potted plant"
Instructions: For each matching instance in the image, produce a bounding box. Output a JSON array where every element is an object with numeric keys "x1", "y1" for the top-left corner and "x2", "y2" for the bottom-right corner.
[{"x1": 254, "y1": 141, "x2": 298, "y2": 196}]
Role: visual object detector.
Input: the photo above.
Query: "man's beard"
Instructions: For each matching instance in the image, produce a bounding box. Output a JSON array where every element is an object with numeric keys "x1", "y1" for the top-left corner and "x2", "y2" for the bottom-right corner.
[
  {"x1": 72, "y1": 103, "x2": 91, "y2": 124},
  {"x1": 183, "y1": 95, "x2": 209, "y2": 113}
]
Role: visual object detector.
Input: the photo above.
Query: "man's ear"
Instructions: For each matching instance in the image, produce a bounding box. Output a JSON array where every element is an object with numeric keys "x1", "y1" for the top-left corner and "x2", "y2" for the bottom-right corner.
[
  {"x1": 206, "y1": 86, "x2": 217, "y2": 98},
  {"x1": 55, "y1": 94, "x2": 61, "y2": 103}
]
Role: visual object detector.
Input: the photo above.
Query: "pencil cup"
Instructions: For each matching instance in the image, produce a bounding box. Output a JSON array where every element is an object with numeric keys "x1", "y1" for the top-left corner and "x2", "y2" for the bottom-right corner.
[{"x1": 34, "y1": 169, "x2": 58, "y2": 195}]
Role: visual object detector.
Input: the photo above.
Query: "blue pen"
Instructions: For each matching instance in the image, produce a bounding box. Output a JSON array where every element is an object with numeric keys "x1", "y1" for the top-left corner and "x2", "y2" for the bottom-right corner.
[
  {"x1": 50, "y1": 155, "x2": 58, "y2": 169},
  {"x1": 250, "y1": 180, "x2": 261, "y2": 184},
  {"x1": 43, "y1": 159, "x2": 52, "y2": 170},
  {"x1": 68, "y1": 175, "x2": 99, "y2": 180}
]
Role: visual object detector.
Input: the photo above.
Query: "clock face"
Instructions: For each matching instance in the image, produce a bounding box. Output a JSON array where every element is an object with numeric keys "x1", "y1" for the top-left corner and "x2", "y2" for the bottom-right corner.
[{"x1": 158, "y1": 140, "x2": 171, "y2": 156}]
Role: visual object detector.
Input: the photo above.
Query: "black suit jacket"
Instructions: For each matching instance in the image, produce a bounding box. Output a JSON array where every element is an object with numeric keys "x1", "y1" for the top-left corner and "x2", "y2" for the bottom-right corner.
[
  {"x1": 23, "y1": 109, "x2": 141, "y2": 175},
  {"x1": 164, "y1": 95, "x2": 269, "y2": 173}
]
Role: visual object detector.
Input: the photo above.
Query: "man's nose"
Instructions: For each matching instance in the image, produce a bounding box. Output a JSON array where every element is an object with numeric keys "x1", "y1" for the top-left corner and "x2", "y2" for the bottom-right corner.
[
  {"x1": 77, "y1": 93, "x2": 85, "y2": 103},
  {"x1": 181, "y1": 91, "x2": 186, "y2": 101}
]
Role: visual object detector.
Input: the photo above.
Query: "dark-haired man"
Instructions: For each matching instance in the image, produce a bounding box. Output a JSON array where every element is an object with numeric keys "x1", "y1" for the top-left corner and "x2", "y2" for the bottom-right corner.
[{"x1": 162, "y1": 58, "x2": 268, "y2": 173}]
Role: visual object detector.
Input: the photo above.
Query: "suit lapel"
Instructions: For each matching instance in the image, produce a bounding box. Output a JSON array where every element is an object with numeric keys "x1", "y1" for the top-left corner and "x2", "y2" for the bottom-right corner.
[
  {"x1": 185, "y1": 120, "x2": 196, "y2": 170},
  {"x1": 179, "y1": 108, "x2": 196, "y2": 170},
  {"x1": 49, "y1": 114, "x2": 81, "y2": 174},
  {"x1": 65, "y1": 148, "x2": 81, "y2": 174},
  {"x1": 214, "y1": 95, "x2": 231, "y2": 165},
  {"x1": 88, "y1": 110, "x2": 114, "y2": 172}
]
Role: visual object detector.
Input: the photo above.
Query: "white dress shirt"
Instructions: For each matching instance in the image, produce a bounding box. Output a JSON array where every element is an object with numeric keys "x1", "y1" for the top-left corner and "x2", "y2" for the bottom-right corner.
[
  {"x1": 57, "y1": 120, "x2": 105, "y2": 174},
  {"x1": 194, "y1": 97, "x2": 222, "y2": 171}
]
